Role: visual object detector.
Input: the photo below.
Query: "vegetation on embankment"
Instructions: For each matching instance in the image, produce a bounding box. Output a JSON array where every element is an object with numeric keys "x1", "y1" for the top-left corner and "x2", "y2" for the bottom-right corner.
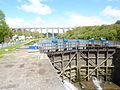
[
  {"x1": 0, "y1": 41, "x2": 25, "y2": 55},
  {"x1": 56, "y1": 20, "x2": 120, "y2": 41},
  {"x1": 0, "y1": 38, "x2": 42, "y2": 58},
  {"x1": 0, "y1": 40, "x2": 31, "y2": 57}
]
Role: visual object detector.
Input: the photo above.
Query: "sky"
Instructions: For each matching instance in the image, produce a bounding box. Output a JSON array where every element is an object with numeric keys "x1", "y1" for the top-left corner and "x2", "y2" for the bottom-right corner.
[{"x1": 0, "y1": 0, "x2": 120, "y2": 28}]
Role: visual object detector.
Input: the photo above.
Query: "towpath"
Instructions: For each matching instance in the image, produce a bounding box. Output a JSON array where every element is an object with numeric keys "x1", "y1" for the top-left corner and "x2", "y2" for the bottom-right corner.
[{"x1": 0, "y1": 46, "x2": 65, "y2": 90}]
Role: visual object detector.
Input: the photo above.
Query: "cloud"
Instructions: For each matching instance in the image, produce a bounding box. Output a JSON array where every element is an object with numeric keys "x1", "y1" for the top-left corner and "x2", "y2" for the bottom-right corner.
[
  {"x1": 18, "y1": 0, "x2": 52, "y2": 15},
  {"x1": 107, "y1": 0, "x2": 119, "y2": 1},
  {"x1": 101, "y1": 6, "x2": 120, "y2": 18},
  {"x1": 17, "y1": 0, "x2": 22, "y2": 2},
  {"x1": 34, "y1": 17, "x2": 44, "y2": 24},
  {"x1": 6, "y1": 17, "x2": 57, "y2": 28},
  {"x1": 6, "y1": 14, "x2": 112, "y2": 28},
  {"x1": 6, "y1": 11, "x2": 114, "y2": 28},
  {"x1": 6, "y1": 17, "x2": 65, "y2": 33},
  {"x1": 6, "y1": 17, "x2": 32, "y2": 28},
  {"x1": 68, "y1": 13, "x2": 110, "y2": 26}
]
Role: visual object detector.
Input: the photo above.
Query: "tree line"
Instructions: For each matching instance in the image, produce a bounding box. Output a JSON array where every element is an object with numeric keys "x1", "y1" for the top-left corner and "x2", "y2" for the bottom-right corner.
[
  {"x1": 0, "y1": 10, "x2": 12, "y2": 43},
  {"x1": 56, "y1": 21, "x2": 120, "y2": 41}
]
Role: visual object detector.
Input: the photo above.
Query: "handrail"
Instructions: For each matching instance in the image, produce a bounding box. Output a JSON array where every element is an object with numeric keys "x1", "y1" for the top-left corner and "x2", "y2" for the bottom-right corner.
[{"x1": 39, "y1": 40, "x2": 117, "y2": 53}]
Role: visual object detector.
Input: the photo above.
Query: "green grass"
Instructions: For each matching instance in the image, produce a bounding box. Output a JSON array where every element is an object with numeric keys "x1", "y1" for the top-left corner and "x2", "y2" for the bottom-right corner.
[
  {"x1": 0, "y1": 56, "x2": 4, "y2": 58},
  {"x1": 24, "y1": 38, "x2": 43, "y2": 45},
  {"x1": 0, "y1": 39, "x2": 43, "y2": 57},
  {"x1": 0, "y1": 40, "x2": 30, "y2": 55},
  {"x1": 0, "y1": 56, "x2": 4, "y2": 62}
]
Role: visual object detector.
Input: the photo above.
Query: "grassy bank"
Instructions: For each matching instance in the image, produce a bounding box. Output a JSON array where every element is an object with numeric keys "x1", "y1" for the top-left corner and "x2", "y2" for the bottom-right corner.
[
  {"x1": 0, "y1": 40, "x2": 30, "y2": 56},
  {"x1": 0, "y1": 38, "x2": 43, "y2": 58},
  {"x1": 0, "y1": 56, "x2": 4, "y2": 58}
]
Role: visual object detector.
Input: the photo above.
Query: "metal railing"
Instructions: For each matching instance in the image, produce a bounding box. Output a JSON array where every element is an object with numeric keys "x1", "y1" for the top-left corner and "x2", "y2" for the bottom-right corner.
[
  {"x1": 0, "y1": 40, "x2": 25, "y2": 49},
  {"x1": 39, "y1": 40, "x2": 120, "y2": 53}
]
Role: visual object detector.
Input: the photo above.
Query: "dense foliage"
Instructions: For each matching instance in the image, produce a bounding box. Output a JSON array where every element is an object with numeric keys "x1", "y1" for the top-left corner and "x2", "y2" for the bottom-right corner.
[
  {"x1": 0, "y1": 10, "x2": 12, "y2": 43},
  {"x1": 56, "y1": 21, "x2": 120, "y2": 41}
]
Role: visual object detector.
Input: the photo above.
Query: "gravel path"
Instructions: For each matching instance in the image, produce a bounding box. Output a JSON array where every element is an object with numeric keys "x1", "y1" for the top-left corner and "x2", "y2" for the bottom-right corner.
[{"x1": 0, "y1": 47, "x2": 65, "y2": 90}]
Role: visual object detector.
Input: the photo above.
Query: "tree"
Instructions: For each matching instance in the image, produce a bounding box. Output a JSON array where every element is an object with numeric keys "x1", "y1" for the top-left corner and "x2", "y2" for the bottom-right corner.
[
  {"x1": 0, "y1": 10, "x2": 12, "y2": 43},
  {"x1": 116, "y1": 28, "x2": 120, "y2": 40},
  {"x1": 0, "y1": 10, "x2": 5, "y2": 20},
  {"x1": 115, "y1": 20, "x2": 120, "y2": 24}
]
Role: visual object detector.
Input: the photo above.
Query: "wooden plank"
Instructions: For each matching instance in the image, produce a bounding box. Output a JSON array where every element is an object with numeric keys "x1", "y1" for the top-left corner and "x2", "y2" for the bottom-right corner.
[
  {"x1": 59, "y1": 52, "x2": 77, "y2": 77},
  {"x1": 46, "y1": 48, "x2": 115, "y2": 55}
]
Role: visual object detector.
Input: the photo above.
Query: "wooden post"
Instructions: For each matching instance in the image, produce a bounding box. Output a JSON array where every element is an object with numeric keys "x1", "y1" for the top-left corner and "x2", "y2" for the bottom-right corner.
[
  {"x1": 61, "y1": 53, "x2": 64, "y2": 81},
  {"x1": 87, "y1": 48, "x2": 90, "y2": 81},
  {"x1": 96, "y1": 47, "x2": 99, "y2": 78},
  {"x1": 105, "y1": 48, "x2": 108, "y2": 81},
  {"x1": 68, "y1": 52, "x2": 71, "y2": 81},
  {"x1": 76, "y1": 50, "x2": 79, "y2": 81}
]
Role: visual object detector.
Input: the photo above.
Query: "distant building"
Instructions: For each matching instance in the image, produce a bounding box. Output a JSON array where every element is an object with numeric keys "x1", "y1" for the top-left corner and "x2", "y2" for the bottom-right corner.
[{"x1": 12, "y1": 35, "x2": 33, "y2": 41}]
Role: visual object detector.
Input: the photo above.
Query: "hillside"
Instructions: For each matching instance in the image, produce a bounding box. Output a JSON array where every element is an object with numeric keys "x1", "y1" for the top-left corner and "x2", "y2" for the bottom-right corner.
[{"x1": 56, "y1": 21, "x2": 120, "y2": 41}]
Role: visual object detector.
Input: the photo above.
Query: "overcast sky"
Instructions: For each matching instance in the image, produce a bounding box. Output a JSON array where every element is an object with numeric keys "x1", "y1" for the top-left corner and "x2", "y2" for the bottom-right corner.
[{"x1": 0, "y1": 0, "x2": 120, "y2": 27}]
